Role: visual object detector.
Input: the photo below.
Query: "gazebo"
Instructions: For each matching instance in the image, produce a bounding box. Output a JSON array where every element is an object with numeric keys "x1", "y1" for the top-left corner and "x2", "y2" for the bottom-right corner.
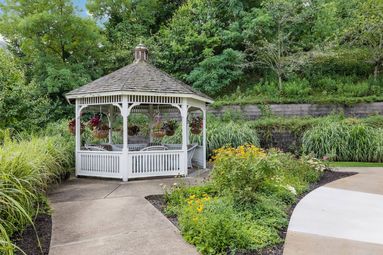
[{"x1": 66, "y1": 44, "x2": 213, "y2": 181}]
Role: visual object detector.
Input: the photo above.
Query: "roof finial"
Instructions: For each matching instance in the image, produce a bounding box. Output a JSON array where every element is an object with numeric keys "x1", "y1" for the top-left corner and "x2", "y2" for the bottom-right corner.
[{"x1": 134, "y1": 43, "x2": 148, "y2": 63}]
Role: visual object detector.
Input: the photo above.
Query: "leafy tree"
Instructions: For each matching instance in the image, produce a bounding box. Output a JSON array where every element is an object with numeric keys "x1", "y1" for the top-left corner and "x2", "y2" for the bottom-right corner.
[
  {"x1": 187, "y1": 48, "x2": 245, "y2": 96},
  {"x1": 244, "y1": 0, "x2": 305, "y2": 90},
  {"x1": 342, "y1": 0, "x2": 383, "y2": 80},
  {"x1": 87, "y1": 0, "x2": 185, "y2": 72},
  {"x1": 0, "y1": 0, "x2": 105, "y2": 119},
  {"x1": 152, "y1": 0, "x2": 251, "y2": 80},
  {"x1": 0, "y1": 49, "x2": 50, "y2": 131}
]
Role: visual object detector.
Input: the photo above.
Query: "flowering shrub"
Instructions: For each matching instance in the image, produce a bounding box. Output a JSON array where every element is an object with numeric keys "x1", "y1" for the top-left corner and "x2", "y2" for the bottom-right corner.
[
  {"x1": 211, "y1": 145, "x2": 279, "y2": 203},
  {"x1": 165, "y1": 145, "x2": 324, "y2": 254}
]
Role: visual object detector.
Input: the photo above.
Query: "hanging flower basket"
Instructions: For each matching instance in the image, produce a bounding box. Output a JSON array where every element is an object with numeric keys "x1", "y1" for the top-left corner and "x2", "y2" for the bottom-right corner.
[
  {"x1": 88, "y1": 114, "x2": 101, "y2": 128},
  {"x1": 128, "y1": 125, "x2": 140, "y2": 136},
  {"x1": 163, "y1": 120, "x2": 178, "y2": 136},
  {"x1": 152, "y1": 129, "x2": 166, "y2": 138},
  {"x1": 93, "y1": 124, "x2": 109, "y2": 139},
  {"x1": 189, "y1": 116, "x2": 203, "y2": 135},
  {"x1": 191, "y1": 127, "x2": 202, "y2": 135},
  {"x1": 68, "y1": 119, "x2": 84, "y2": 135}
]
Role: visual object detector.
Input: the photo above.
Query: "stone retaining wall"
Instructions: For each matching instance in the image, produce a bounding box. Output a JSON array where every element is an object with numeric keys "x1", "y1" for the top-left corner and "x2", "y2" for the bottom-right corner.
[{"x1": 209, "y1": 102, "x2": 383, "y2": 119}]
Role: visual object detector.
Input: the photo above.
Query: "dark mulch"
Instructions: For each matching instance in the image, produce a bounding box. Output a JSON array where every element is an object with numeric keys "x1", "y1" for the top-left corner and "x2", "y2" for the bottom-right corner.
[
  {"x1": 146, "y1": 169, "x2": 356, "y2": 255},
  {"x1": 12, "y1": 213, "x2": 52, "y2": 255}
]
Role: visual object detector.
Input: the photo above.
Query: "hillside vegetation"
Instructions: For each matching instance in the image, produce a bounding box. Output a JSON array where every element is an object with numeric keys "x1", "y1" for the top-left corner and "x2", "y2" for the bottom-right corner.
[{"x1": 0, "y1": 0, "x2": 382, "y2": 131}]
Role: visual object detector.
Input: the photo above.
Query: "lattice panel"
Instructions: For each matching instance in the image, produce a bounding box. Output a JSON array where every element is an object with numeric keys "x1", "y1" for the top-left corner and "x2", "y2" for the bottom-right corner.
[{"x1": 78, "y1": 95, "x2": 122, "y2": 105}]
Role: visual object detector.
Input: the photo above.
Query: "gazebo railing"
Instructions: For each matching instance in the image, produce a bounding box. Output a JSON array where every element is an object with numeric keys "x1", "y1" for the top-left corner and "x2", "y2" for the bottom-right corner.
[
  {"x1": 128, "y1": 150, "x2": 184, "y2": 178},
  {"x1": 78, "y1": 151, "x2": 122, "y2": 178},
  {"x1": 77, "y1": 150, "x2": 185, "y2": 179}
]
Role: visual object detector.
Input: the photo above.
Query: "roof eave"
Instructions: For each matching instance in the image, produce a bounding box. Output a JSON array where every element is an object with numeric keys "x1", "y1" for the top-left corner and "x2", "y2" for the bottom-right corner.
[{"x1": 65, "y1": 91, "x2": 213, "y2": 104}]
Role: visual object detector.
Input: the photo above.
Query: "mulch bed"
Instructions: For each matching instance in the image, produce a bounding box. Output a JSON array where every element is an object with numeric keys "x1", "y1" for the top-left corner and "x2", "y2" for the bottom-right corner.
[
  {"x1": 12, "y1": 213, "x2": 52, "y2": 255},
  {"x1": 146, "y1": 169, "x2": 356, "y2": 255}
]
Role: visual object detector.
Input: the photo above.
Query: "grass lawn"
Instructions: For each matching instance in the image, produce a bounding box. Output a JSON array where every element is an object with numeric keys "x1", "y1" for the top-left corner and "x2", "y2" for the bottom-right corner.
[{"x1": 329, "y1": 162, "x2": 383, "y2": 167}]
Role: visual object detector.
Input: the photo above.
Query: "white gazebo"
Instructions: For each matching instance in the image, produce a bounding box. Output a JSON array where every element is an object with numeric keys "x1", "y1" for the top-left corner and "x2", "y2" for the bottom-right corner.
[{"x1": 66, "y1": 44, "x2": 213, "y2": 181}]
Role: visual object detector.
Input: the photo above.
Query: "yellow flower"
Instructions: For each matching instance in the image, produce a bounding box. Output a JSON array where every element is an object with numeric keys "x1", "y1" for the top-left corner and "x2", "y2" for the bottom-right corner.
[
  {"x1": 189, "y1": 194, "x2": 195, "y2": 200},
  {"x1": 197, "y1": 206, "x2": 203, "y2": 213}
]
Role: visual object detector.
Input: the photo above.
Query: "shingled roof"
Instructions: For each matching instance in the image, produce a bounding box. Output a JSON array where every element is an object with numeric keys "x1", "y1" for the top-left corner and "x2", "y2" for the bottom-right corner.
[{"x1": 66, "y1": 44, "x2": 212, "y2": 103}]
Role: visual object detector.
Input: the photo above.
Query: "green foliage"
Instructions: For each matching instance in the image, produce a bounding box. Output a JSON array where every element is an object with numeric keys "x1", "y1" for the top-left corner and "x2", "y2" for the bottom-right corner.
[
  {"x1": 187, "y1": 49, "x2": 245, "y2": 96},
  {"x1": 341, "y1": 0, "x2": 383, "y2": 79},
  {"x1": 151, "y1": 0, "x2": 249, "y2": 80},
  {"x1": 0, "y1": 49, "x2": 51, "y2": 131},
  {"x1": 0, "y1": 0, "x2": 105, "y2": 120},
  {"x1": 0, "y1": 132, "x2": 73, "y2": 254},
  {"x1": 211, "y1": 146, "x2": 278, "y2": 204},
  {"x1": 214, "y1": 76, "x2": 383, "y2": 106},
  {"x1": 302, "y1": 122, "x2": 383, "y2": 162},
  {"x1": 161, "y1": 118, "x2": 259, "y2": 155},
  {"x1": 165, "y1": 146, "x2": 323, "y2": 254}
]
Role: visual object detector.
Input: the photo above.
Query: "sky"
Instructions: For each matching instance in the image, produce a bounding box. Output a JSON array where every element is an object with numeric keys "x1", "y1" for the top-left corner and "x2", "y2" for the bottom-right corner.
[{"x1": 0, "y1": 0, "x2": 89, "y2": 17}]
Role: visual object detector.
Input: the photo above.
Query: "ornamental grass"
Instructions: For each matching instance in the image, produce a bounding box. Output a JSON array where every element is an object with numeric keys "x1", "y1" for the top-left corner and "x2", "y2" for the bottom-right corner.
[
  {"x1": 302, "y1": 122, "x2": 383, "y2": 162},
  {"x1": 0, "y1": 131, "x2": 73, "y2": 254}
]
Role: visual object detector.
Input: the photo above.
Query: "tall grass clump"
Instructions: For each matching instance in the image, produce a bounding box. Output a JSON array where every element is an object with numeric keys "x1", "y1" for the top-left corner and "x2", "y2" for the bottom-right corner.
[
  {"x1": 162, "y1": 120, "x2": 259, "y2": 155},
  {"x1": 0, "y1": 131, "x2": 73, "y2": 254},
  {"x1": 302, "y1": 122, "x2": 383, "y2": 162}
]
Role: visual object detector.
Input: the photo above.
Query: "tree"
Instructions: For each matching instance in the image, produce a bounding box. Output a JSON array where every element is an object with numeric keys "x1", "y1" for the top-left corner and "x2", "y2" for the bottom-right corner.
[
  {"x1": 244, "y1": 0, "x2": 304, "y2": 90},
  {"x1": 151, "y1": 0, "x2": 255, "y2": 78},
  {"x1": 87, "y1": 0, "x2": 185, "y2": 72},
  {"x1": 0, "y1": 0, "x2": 105, "y2": 119},
  {"x1": 0, "y1": 49, "x2": 50, "y2": 131},
  {"x1": 342, "y1": 0, "x2": 383, "y2": 80},
  {"x1": 187, "y1": 48, "x2": 245, "y2": 96}
]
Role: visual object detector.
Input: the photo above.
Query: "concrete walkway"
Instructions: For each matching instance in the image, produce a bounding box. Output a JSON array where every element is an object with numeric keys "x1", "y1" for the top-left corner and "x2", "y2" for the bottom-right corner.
[
  {"x1": 48, "y1": 174, "x2": 208, "y2": 255},
  {"x1": 284, "y1": 167, "x2": 383, "y2": 255}
]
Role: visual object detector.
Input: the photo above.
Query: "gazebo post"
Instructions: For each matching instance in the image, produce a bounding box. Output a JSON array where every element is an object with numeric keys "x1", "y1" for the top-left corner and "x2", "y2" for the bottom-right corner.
[
  {"x1": 75, "y1": 100, "x2": 81, "y2": 177},
  {"x1": 121, "y1": 96, "x2": 129, "y2": 181},
  {"x1": 181, "y1": 100, "x2": 188, "y2": 175},
  {"x1": 202, "y1": 107, "x2": 207, "y2": 169}
]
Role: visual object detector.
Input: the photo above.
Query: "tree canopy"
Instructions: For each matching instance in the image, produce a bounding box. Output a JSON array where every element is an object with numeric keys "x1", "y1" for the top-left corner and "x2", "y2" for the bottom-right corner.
[{"x1": 0, "y1": 0, "x2": 382, "y2": 130}]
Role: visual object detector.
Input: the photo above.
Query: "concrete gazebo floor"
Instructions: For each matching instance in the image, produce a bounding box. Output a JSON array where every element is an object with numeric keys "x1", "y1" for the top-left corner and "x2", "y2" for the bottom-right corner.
[{"x1": 48, "y1": 173, "x2": 209, "y2": 255}]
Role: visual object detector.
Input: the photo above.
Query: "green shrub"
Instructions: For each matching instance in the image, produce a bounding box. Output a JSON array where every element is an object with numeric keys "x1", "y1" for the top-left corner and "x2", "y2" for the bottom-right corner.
[
  {"x1": 162, "y1": 119, "x2": 259, "y2": 156},
  {"x1": 0, "y1": 132, "x2": 73, "y2": 254},
  {"x1": 178, "y1": 196, "x2": 280, "y2": 254},
  {"x1": 187, "y1": 49, "x2": 245, "y2": 97},
  {"x1": 282, "y1": 79, "x2": 312, "y2": 97},
  {"x1": 165, "y1": 145, "x2": 323, "y2": 254},
  {"x1": 302, "y1": 122, "x2": 383, "y2": 162},
  {"x1": 211, "y1": 146, "x2": 278, "y2": 204}
]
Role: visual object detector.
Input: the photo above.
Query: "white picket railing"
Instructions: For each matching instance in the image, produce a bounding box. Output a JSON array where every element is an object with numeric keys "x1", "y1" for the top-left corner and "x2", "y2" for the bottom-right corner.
[
  {"x1": 128, "y1": 150, "x2": 184, "y2": 178},
  {"x1": 78, "y1": 151, "x2": 122, "y2": 178}
]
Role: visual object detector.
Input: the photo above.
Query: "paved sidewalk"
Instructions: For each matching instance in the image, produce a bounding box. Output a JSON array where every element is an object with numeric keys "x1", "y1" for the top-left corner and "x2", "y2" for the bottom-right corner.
[
  {"x1": 48, "y1": 176, "x2": 205, "y2": 255},
  {"x1": 284, "y1": 167, "x2": 383, "y2": 255}
]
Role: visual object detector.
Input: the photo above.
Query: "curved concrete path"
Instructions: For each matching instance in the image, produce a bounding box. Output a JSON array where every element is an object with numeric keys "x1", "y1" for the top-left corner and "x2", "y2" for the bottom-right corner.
[
  {"x1": 284, "y1": 167, "x2": 383, "y2": 255},
  {"x1": 47, "y1": 173, "x2": 207, "y2": 255}
]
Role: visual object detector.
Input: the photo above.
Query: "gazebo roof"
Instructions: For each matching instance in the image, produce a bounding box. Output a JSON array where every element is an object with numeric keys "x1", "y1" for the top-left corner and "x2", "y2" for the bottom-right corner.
[{"x1": 66, "y1": 44, "x2": 212, "y2": 103}]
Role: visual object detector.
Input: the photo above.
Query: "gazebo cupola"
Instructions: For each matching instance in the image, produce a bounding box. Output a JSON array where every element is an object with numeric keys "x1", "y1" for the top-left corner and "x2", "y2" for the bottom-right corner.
[{"x1": 66, "y1": 44, "x2": 213, "y2": 181}]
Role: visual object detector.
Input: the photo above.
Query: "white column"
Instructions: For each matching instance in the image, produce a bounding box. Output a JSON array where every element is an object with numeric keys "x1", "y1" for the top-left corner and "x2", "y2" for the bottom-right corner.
[
  {"x1": 202, "y1": 107, "x2": 207, "y2": 169},
  {"x1": 75, "y1": 100, "x2": 81, "y2": 177},
  {"x1": 186, "y1": 107, "x2": 190, "y2": 145},
  {"x1": 121, "y1": 96, "x2": 129, "y2": 181},
  {"x1": 181, "y1": 99, "x2": 188, "y2": 175}
]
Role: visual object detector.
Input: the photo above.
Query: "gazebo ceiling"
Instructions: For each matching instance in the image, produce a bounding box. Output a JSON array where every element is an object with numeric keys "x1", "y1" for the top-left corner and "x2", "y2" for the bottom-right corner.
[{"x1": 66, "y1": 44, "x2": 212, "y2": 103}]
